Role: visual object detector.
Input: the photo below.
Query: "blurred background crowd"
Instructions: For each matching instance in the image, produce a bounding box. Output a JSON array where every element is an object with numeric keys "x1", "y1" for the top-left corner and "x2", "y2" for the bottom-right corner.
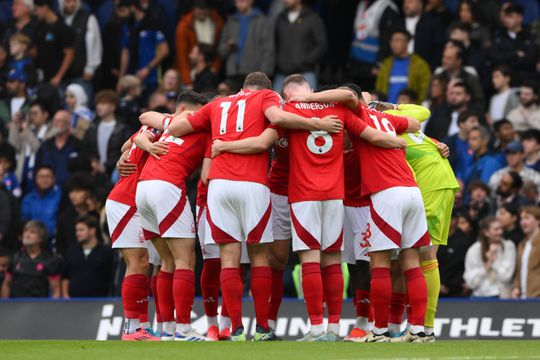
[{"x1": 0, "y1": 0, "x2": 539, "y2": 300}]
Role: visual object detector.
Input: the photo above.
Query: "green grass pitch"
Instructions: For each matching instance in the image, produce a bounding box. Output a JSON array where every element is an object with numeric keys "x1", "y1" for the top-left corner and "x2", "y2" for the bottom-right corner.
[{"x1": 2, "y1": 340, "x2": 540, "y2": 360}]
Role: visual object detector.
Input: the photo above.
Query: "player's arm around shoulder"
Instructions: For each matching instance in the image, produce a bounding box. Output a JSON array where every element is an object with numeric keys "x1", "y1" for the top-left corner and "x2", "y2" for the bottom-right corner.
[
  {"x1": 264, "y1": 105, "x2": 343, "y2": 133},
  {"x1": 139, "y1": 111, "x2": 170, "y2": 131},
  {"x1": 212, "y1": 127, "x2": 279, "y2": 158},
  {"x1": 358, "y1": 125, "x2": 407, "y2": 149},
  {"x1": 133, "y1": 131, "x2": 169, "y2": 160},
  {"x1": 289, "y1": 88, "x2": 359, "y2": 111}
]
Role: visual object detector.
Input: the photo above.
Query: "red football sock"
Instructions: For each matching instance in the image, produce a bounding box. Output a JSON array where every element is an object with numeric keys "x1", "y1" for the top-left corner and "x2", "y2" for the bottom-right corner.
[
  {"x1": 221, "y1": 298, "x2": 229, "y2": 317},
  {"x1": 151, "y1": 274, "x2": 162, "y2": 323},
  {"x1": 157, "y1": 271, "x2": 174, "y2": 322},
  {"x1": 404, "y1": 267, "x2": 427, "y2": 327},
  {"x1": 139, "y1": 284, "x2": 150, "y2": 324},
  {"x1": 388, "y1": 292, "x2": 406, "y2": 324},
  {"x1": 406, "y1": 293, "x2": 412, "y2": 324},
  {"x1": 250, "y1": 266, "x2": 271, "y2": 330},
  {"x1": 201, "y1": 259, "x2": 221, "y2": 317},
  {"x1": 370, "y1": 267, "x2": 392, "y2": 330},
  {"x1": 355, "y1": 289, "x2": 371, "y2": 318},
  {"x1": 173, "y1": 269, "x2": 195, "y2": 324},
  {"x1": 122, "y1": 274, "x2": 147, "y2": 319},
  {"x1": 221, "y1": 267, "x2": 244, "y2": 331},
  {"x1": 302, "y1": 262, "x2": 324, "y2": 326},
  {"x1": 322, "y1": 264, "x2": 343, "y2": 325},
  {"x1": 269, "y1": 268, "x2": 284, "y2": 321}
]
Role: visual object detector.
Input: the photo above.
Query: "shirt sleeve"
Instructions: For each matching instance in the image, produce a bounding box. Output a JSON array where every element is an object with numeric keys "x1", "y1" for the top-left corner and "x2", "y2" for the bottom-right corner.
[
  {"x1": 188, "y1": 103, "x2": 212, "y2": 132},
  {"x1": 343, "y1": 107, "x2": 367, "y2": 136},
  {"x1": 47, "y1": 255, "x2": 62, "y2": 281},
  {"x1": 261, "y1": 90, "x2": 282, "y2": 112},
  {"x1": 204, "y1": 135, "x2": 212, "y2": 158},
  {"x1": 120, "y1": 25, "x2": 130, "y2": 49},
  {"x1": 155, "y1": 30, "x2": 166, "y2": 44},
  {"x1": 61, "y1": 23, "x2": 75, "y2": 49}
]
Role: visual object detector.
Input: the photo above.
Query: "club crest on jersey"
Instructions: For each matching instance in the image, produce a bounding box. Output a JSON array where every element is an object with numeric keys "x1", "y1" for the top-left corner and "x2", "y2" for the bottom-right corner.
[{"x1": 276, "y1": 137, "x2": 288, "y2": 148}]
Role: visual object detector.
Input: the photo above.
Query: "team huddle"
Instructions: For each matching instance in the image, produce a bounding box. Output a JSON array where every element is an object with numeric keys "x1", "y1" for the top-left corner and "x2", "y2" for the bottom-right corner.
[{"x1": 105, "y1": 71, "x2": 458, "y2": 342}]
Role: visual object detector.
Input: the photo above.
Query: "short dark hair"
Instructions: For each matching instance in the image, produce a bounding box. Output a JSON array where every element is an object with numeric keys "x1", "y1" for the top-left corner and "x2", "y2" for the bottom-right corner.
[
  {"x1": 398, "y1": 88, "x2": 418, "y2": 103},
  {"x1": 521, "y1": 129, "x2": 540, "y2": 143},
  {"x1": 34, "y1": 164, "x2": 55, "y2": 176},
  {"x1": 95, "y1": 90, "x2": 119, "y2": 106},
  {"x1": 493, "y1": 118, "x2": 512, "y2": 133},
  {"x1": 453, "y1": 81, "x2": 471, "y2": 95},
  {"x1": 391, "y1": 27, "x2": 412, "y2": 40},
  {"x1": 34, "y1": 0, "x2": 53, "y2": 8},
  {"x1": 176, "y1": 90, "x2": 208, "y2": 107},
  {"x1": 29, "y1": 98, "x2": 50, "y2": 116},
  {"x1": 493, "y1": 65, "x2": 513, "y2": 79},
  {"x1": 341, "y1": 83, "x2": 363, "y2": 98},
  {"x1": 521, "y1": 80, "x2": 539, "y2": 95},
  {"x1": 66, "y1": 172, "x2": 94, "y2": 193},
  {"x1": 193, "y1": 0, "x2": 212, "y2": 8},
  {"x1": 505, "y1": 170, "x2": 523, "y2": 191},
  {"x1": 468, "y1": 180, "x2": 491, "y2": 196},
  {"x1": 76, "y1": 215, "x2": 99, "y2": 231},
  {"x1": 458, "y1": 110, "x2": 480, "y2": 124},
  {"x1": 504, "y1": 3, "x2": 524, "y2": 15},
  {"x1": 282, "y1": 74, "x2": 309, "y2": 90},
  {"x1": 197, "y1": 43, "x2": 215, "y2": 65},
  {"x1": 449, "y1": 22, "x2": 472, "y2": 34},
  {"x1": 446, "y1": 40, "x2": 466, "y2": 61},
  {"x1": 243, "y1": 72, "x2": 272, "y2": 90},
  {"x1": 500, "y1": 202, "x2": 520, "y2": 219}
]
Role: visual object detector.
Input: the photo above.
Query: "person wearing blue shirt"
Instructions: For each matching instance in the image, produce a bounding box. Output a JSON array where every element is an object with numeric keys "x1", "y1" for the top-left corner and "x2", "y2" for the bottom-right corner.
[
  {"x1": 119, "y1": 1, "x2": 169, "y2": 97},
  {"x1": 445, "y1": 110, "x2": 480, "y2": 181},
  {"x1": 464, "y1": 126, "x2": 505, "y2": 190},
  {"x1": 21, "y1": 165, "x2": 61, "y2": 238}
]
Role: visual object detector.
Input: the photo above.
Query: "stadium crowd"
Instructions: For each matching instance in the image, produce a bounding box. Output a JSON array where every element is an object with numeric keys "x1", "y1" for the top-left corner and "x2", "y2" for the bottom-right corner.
[{"x1": 0, "y1": 0, "x2": 539, "y2": 304}]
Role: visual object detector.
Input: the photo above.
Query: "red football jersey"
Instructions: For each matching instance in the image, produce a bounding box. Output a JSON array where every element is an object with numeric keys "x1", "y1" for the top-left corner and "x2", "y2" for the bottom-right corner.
[
  {"x1": 108, "y1": 126, "x2": 161, "y2": 206},
  {"x1": 268, "y1": 130, "x2": 289, "y2": 196},
  {"x1": 285, "y1": 101, "x2": 367, "y2": 203},
  {"x1": 196, "y1": 141, "x2": 213, "y2": 207},
  {"x1": 343, "y1": 148, "x2": 369, "y2": 207},
  {"x1": 352, "y1": 104, "x2": 417, "y2": 196},
  {"x1": 188, "y1": 89, "x2": 281, "y2": 186},
  {"x1": 139, "y1": 129, "x2": 209, "y2": 189}
]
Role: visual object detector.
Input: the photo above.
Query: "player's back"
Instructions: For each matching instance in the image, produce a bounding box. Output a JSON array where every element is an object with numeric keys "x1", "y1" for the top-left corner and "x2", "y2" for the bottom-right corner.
[
  {"x1": 200, "y1": 89, "x2": 280, "y2": 185},
  {"x1": 284, "y1": 101, "x2": 364, "y2": 202},
  {"x1": 402, "y1": 131, "x2": 459, "y2": 192},
  {"x1": 108, "y1": 126, "x2": 160, "y2": 206},
  {"x1": 352, "y1": 104, "x2": 417, "y2": 196}
]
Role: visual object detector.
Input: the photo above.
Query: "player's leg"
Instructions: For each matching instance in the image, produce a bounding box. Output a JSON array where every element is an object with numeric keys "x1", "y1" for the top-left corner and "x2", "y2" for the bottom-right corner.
[
  {"x1": 319, "y1": 200, "x2": 344, "y2": 340},
  {"x1": 291, "y1": 201, "x2": 325, "y2": 341},
  {"x1": 247, "y1": 242, "x2": 274, "y2": 337},
  {"x1": 268, "y1": 193, "x2": 292, "y2": 330},
  {"x1": 219, "y1": 242, "x2": 243, "y2": 339},
  {"x1": 420, "y1": 245, "x2": 440, "y2": 340},
  {"x1": 368, "y1": 250, "x2": 393, "y2": 341},
  {"x1": 150, "y1": 264, "x2": 162, "y2": 334},
  {"x1": 354, "y1": 260, "x2": 372, "y2": 333},
  {"x1": 151, "y1": 237, "x2": 176, "y2": 340},
  {"x1": 399, "y1": 187, "x2": 431, "y2": 342},
  {"x1": 388, "y1": 258, "x2": 407, "y2": 338}
]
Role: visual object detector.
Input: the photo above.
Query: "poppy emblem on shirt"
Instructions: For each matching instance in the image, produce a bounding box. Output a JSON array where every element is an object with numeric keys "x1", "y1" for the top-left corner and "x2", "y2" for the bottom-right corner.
[{"x1": 36, "y1": 263, "x2": 44, "y2": 272}]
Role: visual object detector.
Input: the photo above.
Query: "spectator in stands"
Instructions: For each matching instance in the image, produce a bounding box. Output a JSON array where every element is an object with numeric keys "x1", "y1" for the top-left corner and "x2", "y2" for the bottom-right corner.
[
  {"x1": 464, "y1": 126, "x2": 505, "y2": 188},
  {"x1": 425, "y1": 0, "x2": 452, "y2": 29},
  {"x1": 58, "y1": 0, "x2": 103, "y2": 93},
  {"x1": 101, "y1": 0, "x2": 131, "y2": 90},
  {"x1": 0, "y1": 45, "x2": 8, "y2": 98},
  {"x1": 435, "y1": 41, "x2": 485, "y2": 109},
  {"x1": 446, "y1": 110, "x2": 479, "y2": 181},
  {"x1": 21, "y1": 165, "x2": 61, "y2": 237},
  {"x1": 493, "y1": 119, "x2": 517, "y2": 153},
  {"x1": 0, "y1": 172, "x2": 16, "y2": 253},
  {"x1": 447, "y1": 22, "x2": 489, "y2": 90},
  {"x1": 465, "y1": 181, "x2": 492, "y2": 226},
  {"x1": 62, "y1": 215, "x2": 113, "y2": 298},
  {"x1": 175, "y1": 0, "x2": 223, "y2": 89},
  {"x1": 497, "y1": 203, "x2": 525, "y2": 246},
  {"x1": 425, "y1": 81, "x2": 473, "y2": 140},
  {"x1": 488, "y1": 66, "x2": 520, "y2": 123},
  {"x1": 65, "y1": 83, "x2": 93, "y2": 140},
  {"x1": 157, "y1": 68, "x2": 181, "y2": 95},
  {"x1": 0, "y1": 248, "x2": 8, "y2": 288},
  {"x1": 0, "y1": 147, "x2": 21, "y2": 198},
  {"x1": 119, "y1": 0, "x2": 169, "y2": 98},
  {"x1": 507, "y1": 81, "x2": 540, "y2": 132},
  {"x1": 438, "y1": 212, "x2": 474, "y2": 297},
  {"x1": 0, "y1": 220, "x2": 61, "y2": 298},
  {"x1": 464, "y1": 216, "x2": 516, "y2": 298},
  {"x1": 397, "y1": 0, "x2": 445, "y2": 69},
  {"x1": 375, "y1": 28, "x2": 430, "y2": 104},
  {"x1": 493, "y1": 171, "x2": 533, "y2": 210},
  {"x1": 521, "y1": 129, "x2": 540, "y2": 172},
  {"x1": 83, "y1": 90, "x2": 130, "y2": 177},
  {"x1": 117, "y1": 75, "x2": 142, "y2": 133},
  {"x1": 348, "y1": 0, "x2": 399, "y2": 90},
  {"x1": 490, "y1": 3, "x2": 538, "y2": 86},
  {"x1": 35, "y1": 110, "x2": 82, "y2": 187},
  {"x1": 513, "y1": 206, "x2": 540, "y2": 298},
  {"x1": 0, "y1": 69, "x2": 30, "y2": 134},
  {"x1": 218, "y1": 0, "x2": 274, "y2": 82},
  {"x1": 2, "y1": 0, "x2": 39, "y2": 53},
  {"x1": 33, "y1": 0, "x2": 75, "y2": 87},
  {"x1": 396, "y1": 88, "x2": 418, "y2": 105},
  {"x1": 146, "y1": 91, "x2": 167, "y2": 111},
  {"x1": 421, "y1": 74, "x2": 448, "y2": 132},
  {"x1": 56, "y1": 173, "x2": 95, "y2": 256},
  {"x1": 273, "y1": 0, "x2": 327, "y2": 92},
  {"x1": 8, "y1": 99, "x2": 53, "y2": 193},
  {"x1": 521, "y1": 180, "x2": 540, "y2": 206},
  {"x1": 189, "y1": 44, "x2": 220, "y2": 94},
  {"x1": 489, "y1": 141, "x2": 540, "y2": 195},
  {"x1": 8, "y1": 33, "x2": 35, "y2": 83},
  {"x1": 455, "y1": 0, "x2": 491, "y2": 48}
]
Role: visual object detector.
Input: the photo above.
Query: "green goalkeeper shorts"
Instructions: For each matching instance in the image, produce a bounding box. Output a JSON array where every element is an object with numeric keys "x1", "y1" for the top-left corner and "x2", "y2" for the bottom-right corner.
[{"x1": 422, "y1": 188, "x2": 456, "y2": 246}]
